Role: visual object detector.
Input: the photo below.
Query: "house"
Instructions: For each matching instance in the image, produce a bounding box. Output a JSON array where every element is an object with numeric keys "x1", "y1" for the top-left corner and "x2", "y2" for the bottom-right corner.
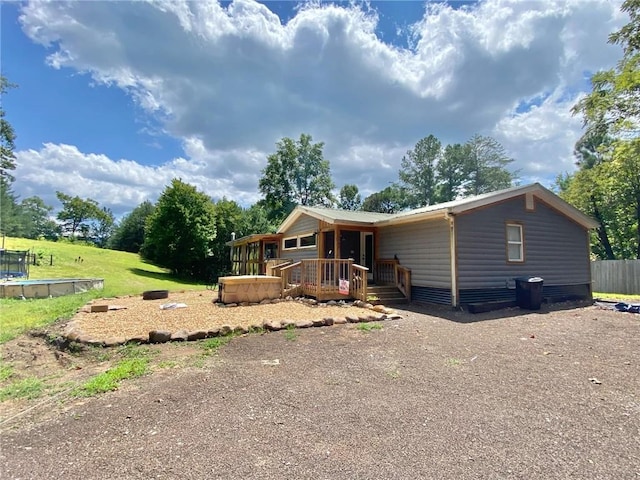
[{"x1": 227, "y1": 183, "x2": 599, "y2": 308}]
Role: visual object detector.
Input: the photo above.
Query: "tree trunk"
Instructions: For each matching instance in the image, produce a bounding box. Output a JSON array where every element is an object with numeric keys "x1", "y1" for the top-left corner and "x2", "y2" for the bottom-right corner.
[{"x1": 591, "y1": 195, "x2": 616, "y2": 259}]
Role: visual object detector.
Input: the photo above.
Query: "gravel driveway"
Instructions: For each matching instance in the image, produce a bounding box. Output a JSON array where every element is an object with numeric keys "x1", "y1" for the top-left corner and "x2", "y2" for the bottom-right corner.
[{"x1": 2, "y1": 302, "x2": 639, "y2": 479}]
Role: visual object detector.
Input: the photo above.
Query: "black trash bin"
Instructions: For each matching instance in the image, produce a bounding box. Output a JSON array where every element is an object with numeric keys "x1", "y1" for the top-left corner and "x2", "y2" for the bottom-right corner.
[{"x1": 515, "y1": 276, "x2": 544, "y2": 310}]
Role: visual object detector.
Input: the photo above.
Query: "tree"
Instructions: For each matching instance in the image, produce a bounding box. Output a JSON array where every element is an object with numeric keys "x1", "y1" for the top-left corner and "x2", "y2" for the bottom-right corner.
[
  {"x1": 19, "y1": 196, "x2": 58, "y2": 240},
  {"x1": 573, "y1": 0, "x2": 640, "y2": 135},
  {"x1": 435, "y1": 143, "x2": 468, "y2": 203},
  {"x1": 55, "y1": 192, "x2": 103, "y2": 238},
  {"x1": 0, "y1": 76, "x2": 17, "y2": 183},
  {"x1": 0, "y1": 181, "x2": 20, "y2": 236},
  {"x1": 338, "y1": 184, "x2": 362, "y2": 210},
  {"x1": 259, "y1": 134, "x2": 335, "y2": 222},
  {"x1": 237, "y1": 203, "x2": 278, "y2": 237},
  {"x1": 91, "y1": 207, "x2": 115, "y2": 248},
  {"x1": 361, "y1": 185, "x2": 404, "y2": 214},
  {"x1": 108, "y1": 201, "x2": 155, "y2": 253},
  {"x1": 462, "y1": 134, "x2": 516, "y2": 196},
  {"x1": 209, "y1": 198, "x2": 243, "y2": 279},
  {"x1": 141, "y1": 179, "x2": 217, "y2": 279},
  {"x1": 398, "y1": 134, "x2": 442, "y2": 208},
  {"x1": 567, "y1": 0, "x2": 640, "y2": 259}
]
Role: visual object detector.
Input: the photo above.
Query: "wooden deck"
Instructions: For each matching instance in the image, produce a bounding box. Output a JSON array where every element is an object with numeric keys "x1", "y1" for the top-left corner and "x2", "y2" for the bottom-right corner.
[{"x1": 272, "y1": 258, "x2": 411, "y2": 302}]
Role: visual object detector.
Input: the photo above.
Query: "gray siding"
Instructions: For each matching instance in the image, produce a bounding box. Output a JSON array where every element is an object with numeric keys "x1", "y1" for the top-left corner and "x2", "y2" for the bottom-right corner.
[
  {"x1": 280, "y1": 214, "x2": 319, "y2": 261},
  {"x1": 378, "y1": 218, "x2": 451, "y2": 289},
  {"x1": 455, "y1": 196, "x2": 591, "y2": 290}
]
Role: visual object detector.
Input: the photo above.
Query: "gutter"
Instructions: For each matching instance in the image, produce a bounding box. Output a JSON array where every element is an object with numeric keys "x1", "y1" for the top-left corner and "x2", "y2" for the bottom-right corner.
[{"x1": 444, "y1": 211, "x2": 458, "y2": 308}]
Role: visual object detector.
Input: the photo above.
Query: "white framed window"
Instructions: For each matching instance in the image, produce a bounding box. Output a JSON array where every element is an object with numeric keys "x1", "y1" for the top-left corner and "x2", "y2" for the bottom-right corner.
[
  {"x1": 506, "y1": 223, "x2": 524, "y2": 263},
  {"x1": 283, "y1": 232, "x2": 317, "y2": 250},
  {"x1": 283, "y1": 237, "x2": 298, "y2": 250},
  {"x1": 299, "y1": 233, "x2": 317, "y2": 248}
]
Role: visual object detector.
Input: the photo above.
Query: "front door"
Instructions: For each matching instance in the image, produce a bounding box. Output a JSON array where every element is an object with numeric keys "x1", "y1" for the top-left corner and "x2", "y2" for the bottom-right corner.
[{"x1": 361, "y1": 232, "x2": 374, "y2": 282}]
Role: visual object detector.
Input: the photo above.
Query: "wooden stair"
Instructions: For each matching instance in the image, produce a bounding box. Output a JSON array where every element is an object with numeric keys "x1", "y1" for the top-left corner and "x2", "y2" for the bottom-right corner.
[{"x1": 366, "y1": 284, "x2": 408, "y2": 304}]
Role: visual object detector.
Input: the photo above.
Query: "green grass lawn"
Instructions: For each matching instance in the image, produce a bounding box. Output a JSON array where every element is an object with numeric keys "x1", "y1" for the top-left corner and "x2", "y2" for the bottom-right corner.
[
  {"x1": 0, "y1": 237, "x2": 209, "y2": 343},
  {"x1": 593, "y1": 292, "x2": 640, "y2": 302}
]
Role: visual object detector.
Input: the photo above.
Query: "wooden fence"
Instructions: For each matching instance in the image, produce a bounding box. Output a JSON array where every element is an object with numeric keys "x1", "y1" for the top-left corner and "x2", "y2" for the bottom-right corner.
[{"x1": 591, "y1": 260, "x2": 640, "y2": 295}]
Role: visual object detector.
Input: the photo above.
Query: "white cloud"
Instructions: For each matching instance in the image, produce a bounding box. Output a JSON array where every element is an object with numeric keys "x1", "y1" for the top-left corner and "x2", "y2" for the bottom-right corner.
[
  {"x1": 14, "y1": 0, "x2": 625, "y2": 214},
  {"x1": 15, "y1": 143, "x2": 259, "y2": 217}
]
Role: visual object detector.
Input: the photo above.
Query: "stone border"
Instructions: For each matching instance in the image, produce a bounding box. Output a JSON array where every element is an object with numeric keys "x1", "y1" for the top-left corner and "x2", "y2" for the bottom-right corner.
[{"x1": 64, "y1": 297, "x2": 403, "y2": 347}]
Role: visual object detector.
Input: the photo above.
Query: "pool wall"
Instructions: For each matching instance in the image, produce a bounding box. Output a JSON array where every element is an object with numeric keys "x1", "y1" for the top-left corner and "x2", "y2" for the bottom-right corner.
[{"x1": 0, "y1": 278, "x2": 104, "y2": 299}]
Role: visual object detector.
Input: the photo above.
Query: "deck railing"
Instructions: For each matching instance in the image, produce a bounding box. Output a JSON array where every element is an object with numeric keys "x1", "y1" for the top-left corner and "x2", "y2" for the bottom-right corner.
[
  {"x1": 274, "y1": 259, "x2": 368, "y2": 301},
  {"x1": 396, "y1": 265, "x2": 411, "y2": 301}
]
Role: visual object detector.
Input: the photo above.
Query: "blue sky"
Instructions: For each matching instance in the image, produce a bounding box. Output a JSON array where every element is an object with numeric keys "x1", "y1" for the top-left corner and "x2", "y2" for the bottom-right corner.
[{"x1": 1, "y1": 0, "x2": 624, "y2": 216}]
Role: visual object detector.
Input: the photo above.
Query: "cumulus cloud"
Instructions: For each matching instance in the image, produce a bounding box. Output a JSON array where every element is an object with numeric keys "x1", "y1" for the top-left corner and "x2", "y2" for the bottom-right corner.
[
  {"x1": 14, "y1": 0, "x2": 624, "y2": 214},
  {"x1": 15, "y1": 143, "x2": 259, "y2": 217}
]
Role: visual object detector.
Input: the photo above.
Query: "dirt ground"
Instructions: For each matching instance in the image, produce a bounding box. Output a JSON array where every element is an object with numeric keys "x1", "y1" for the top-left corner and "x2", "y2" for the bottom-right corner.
[{"x1": 1, "y1": 300, "x2": 639, "y2": 479}]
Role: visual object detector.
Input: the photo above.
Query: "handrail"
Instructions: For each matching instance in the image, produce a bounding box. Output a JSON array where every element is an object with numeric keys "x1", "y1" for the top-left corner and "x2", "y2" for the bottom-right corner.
[
  {"x1": 396, "y1": 264, "x2": 411, "y2": 301},
  {"x1": 278, "y1": 261, "x2": 301, "y2": 272},
  {"x1": 351, "y1": 263, "x2": 369, "y2": 302}
]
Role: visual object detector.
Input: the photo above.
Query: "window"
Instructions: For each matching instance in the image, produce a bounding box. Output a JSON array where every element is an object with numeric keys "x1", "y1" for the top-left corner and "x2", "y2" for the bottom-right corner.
[
  {"x1": 506, "y1": 223, "x2": 524, "y2": 262},
  {"x1": 299, "y1": 233, "x2": 317, "y2": 248},
  {"x1": 283, "y1": 232, "x2": 317, "y2": 250},
  {"x1": 283, "y1": 237, "x2": 297, "y2": 250}
]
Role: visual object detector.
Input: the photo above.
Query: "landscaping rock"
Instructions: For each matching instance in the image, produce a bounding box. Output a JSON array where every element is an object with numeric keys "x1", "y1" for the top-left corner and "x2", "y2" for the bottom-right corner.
[
  {"x1": 127, "y1": 335, "x2": 149, "y2": 344},
  {"x1": 187, "y1": 330, "x2": 207, "y2": 341},
  {"x1": 171, "y1": 330, "x2": 189, "y2": 342},
  {"x1": 296, "y1": 320, "x2": 314, "y2": 328},
  {"x1": 219, "y1": 325, "x2": 233, "y2": 336},
  {"x1": 233, "y1": 325, "x2": 249, "y2": 335},
  {"x1": 346, "y1": 315, "x2": 360, "y2": 323},
  {"x1": 103, "y1": 338, "x2": 126, "y2": 347},
  {"x1": 66, "y1": 330, "x2": 80, "y2": 342},
  {"x1": 324, "y1": 317, "x2": 335, "y2": 326},
  {"x1": 259, "y1": 299, "x2": 272, "y2": 305},
  {"x1": 207, "y1": 327, "x2": 221, "y2": 337},
  {"x1": 264, "y1": 320, "x2": 283, "y2": 331},
  {"x1": 149, "y1": 330, "x2": 172, "y2": 344},
  {"x1": 281, "y1": 320, "x2": 296, "y2": 329},
  {"x1": 334, "y1": 317, "x2": 347, "y2": 325},
  {"x1": 312, "y1": 319, "x2": 325, "y2": 327}
]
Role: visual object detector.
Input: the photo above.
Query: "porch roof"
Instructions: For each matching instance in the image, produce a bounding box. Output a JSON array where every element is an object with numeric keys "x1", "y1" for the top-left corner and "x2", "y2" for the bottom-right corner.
[
  {"x1": 225, "y1": 233, "x2": 281, "y2": 247},
  {"x1": 277, "y1": 206, "x2": 394, "y2": 233}
]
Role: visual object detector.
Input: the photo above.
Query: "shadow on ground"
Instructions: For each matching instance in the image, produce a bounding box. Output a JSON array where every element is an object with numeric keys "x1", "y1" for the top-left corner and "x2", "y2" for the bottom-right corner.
[{"x1": 394, "y1": 299, "x2": 595, "y2": 324}]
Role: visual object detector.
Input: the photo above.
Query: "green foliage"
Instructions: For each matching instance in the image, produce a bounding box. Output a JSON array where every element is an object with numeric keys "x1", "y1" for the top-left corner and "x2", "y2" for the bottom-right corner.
[
  {"x1": 237, "y1": 203, "x2": 277, "y2": 236},
  {"x1": 201, "y1": 335, "x2": 233, "y2": 355},
  {"x1": 399, "y1": 134, "x2": 442, "y2": 207},
  {"x1": 356, "y1": 322, "x2": 383, "y2": 332},
  {"x1": 0, "y1": 236, "x2": 207, "y2": 343},
  {"x1": 361, "y1": 185, "x2": 404, "y2": 213},
  {"x1": 141, "y1": 179, "x2": 217, "y2": 279},
  {"x1": 108, "y1": 200, "x2": 155, "y2": 253},
  {"x1": 284, "y1": 323, "x2": 297, "y2": 341},
  {"x1": 77, "y1": 358, "x2": 149, "y2": 396},
  {"x1": 0, "y1": 361, "x2": 14, "y2": 381},
  {"x1": 0, "y1": 377, "x2": 45, "y2": 401},
  {"x1": 259, "y1": 134, "x2": 335, "y2": 222},
  {"x1": 567, "y1": 1, "x2": 640, "y2": 259},
  {"x1": 19, "y1": 196, "x2": 60, "y2": 240},
  {"x1": 55, "y1": 192, "x2": 104, "y2": 238},
  {"x1": 573, "y1": 1, "x2": 640, "y2": 135},
  {"x1": 0, "y1": 75, "x2": 17, "y2": 183},
  {"x1": 0, "y1": 180, "x2": 20, "y2": 236},
  {"x1": 208, "y1": 198, "x2": 242, "y2": 281},
  {"x1": 435, "y1": 143, "x2": 469, "y2": 202},
  {"x1": 463, "y1": 134, "x2": 516, "y2": 196},
  {"x1": 338, "y1": 184, "x2": 362, "y2": 210}
]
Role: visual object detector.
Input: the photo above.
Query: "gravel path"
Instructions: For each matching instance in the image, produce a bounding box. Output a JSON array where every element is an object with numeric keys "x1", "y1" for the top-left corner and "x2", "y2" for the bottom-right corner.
[
  {"x1": 73, "y1": 290, "x2": 375, "y2": 340},
  {"x1": 2, "y1": 302, "x2": 639, "y2": 479}
]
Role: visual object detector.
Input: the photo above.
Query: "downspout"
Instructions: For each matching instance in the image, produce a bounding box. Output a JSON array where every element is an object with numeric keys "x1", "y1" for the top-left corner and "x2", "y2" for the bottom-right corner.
[{"x1": 445, "y1": 211, "x2": 458, "y2": 308}]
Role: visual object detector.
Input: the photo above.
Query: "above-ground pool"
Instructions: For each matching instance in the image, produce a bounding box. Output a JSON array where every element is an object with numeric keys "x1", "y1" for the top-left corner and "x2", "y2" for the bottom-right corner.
[{"x1": 0, "y1": 278, "x2": 104, "y2": 299}]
